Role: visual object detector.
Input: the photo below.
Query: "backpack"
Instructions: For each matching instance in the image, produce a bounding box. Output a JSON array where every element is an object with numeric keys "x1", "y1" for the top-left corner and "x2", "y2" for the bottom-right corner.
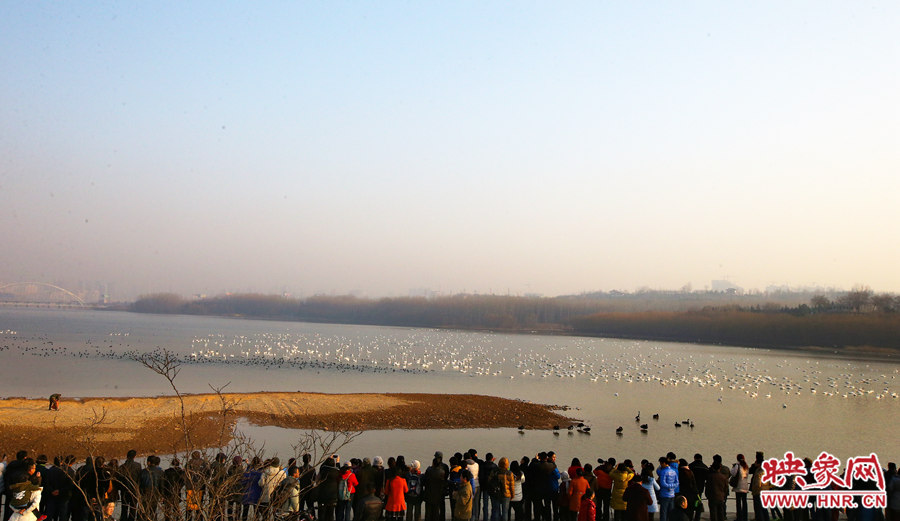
[
  {"x1": 338, "y1": 477, "x2": 351, "y2": 501},
  {"x1": 448, "y1": 469, "x2": 461, "y2": 494},
  {"x1": 8, "y1": 482, "x2": 41, "y2": 510},
  {"x1": 486, "y1": 468, "x2": 502, "y2": 497},
  {"x1": 406, "y1": 473, "x2": 421, "y2": 498},
  {"x1": 729, "y1": 470, "x2": 740, "y2": 489}
]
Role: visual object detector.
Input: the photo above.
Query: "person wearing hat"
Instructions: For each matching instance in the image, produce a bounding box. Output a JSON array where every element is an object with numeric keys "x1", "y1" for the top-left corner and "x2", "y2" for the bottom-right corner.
[
  {"x1": 434, "y1": 452, "x2": 450, "y2": 521},
  {"x1": 423, "y1": 458, "x2": 447, "y2": 521},
  {"x1": 374, "y1": 457, "x2": 387, "y2": 499},
  {"x1": 406, "y1": 461, "x2": 423, "y2": 521}
]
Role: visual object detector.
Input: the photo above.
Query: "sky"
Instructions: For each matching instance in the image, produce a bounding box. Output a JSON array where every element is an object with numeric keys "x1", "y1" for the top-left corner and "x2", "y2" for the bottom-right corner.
[{"x1": 2, "y1": 2, "x2": 899, "y2": 300}]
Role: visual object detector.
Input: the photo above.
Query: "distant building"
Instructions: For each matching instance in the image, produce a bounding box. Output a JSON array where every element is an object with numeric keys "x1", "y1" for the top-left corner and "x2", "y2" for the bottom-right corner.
[
  {"x1": 711, "y1": 280, "x2": 743, "y2": 294},
  {"x1": 409, "y1": 288, "x2": 440, "y2": 299}
]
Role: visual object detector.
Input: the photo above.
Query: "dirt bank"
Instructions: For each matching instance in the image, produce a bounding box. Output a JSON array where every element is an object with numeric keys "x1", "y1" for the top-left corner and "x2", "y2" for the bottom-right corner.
[{"x1": 0, "y1": 392, "x2": 575, "y2": 457}]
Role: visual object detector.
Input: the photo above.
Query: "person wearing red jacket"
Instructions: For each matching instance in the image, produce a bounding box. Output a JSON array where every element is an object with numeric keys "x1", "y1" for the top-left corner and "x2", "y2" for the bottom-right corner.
[
  {"x1": 578, "y1": 489, "x2": 597, "y2": 521},
  {"x1": 568, "y1": 469, "x2": 590, "y2": 521},
  {"x1": 385, "y1": 469, "x2": 410, "y2": 520},
  {"x1": 338, "y1": 464, "x2": 359, "y2": 521}
]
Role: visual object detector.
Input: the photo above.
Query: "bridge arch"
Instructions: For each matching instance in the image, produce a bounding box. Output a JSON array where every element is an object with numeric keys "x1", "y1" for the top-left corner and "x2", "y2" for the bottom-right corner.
[{"x1": 0, "y1": 282, "x2": 87, "y2": 306}]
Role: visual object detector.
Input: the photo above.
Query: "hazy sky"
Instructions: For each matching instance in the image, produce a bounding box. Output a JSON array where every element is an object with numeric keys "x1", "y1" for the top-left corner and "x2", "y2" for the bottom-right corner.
[{"x1": 2, "y1": 2, "x2": 899, "y2": 299}]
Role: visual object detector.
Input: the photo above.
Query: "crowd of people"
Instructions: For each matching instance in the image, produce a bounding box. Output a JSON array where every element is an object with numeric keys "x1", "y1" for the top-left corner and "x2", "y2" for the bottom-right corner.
[{"x1": 1, "y1": 449, "x2": 897, "y2": 521}]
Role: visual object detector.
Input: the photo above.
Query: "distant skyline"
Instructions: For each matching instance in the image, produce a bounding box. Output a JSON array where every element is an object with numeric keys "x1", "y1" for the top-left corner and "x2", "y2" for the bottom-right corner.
[{"x1": 2, "y1": 2, "x2": 899, "y2": 301}]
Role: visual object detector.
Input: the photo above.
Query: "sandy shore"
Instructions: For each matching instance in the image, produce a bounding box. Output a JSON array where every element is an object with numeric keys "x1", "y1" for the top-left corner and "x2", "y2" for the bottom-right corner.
[{"x1": 0, "y1": 392, "x2": 575, "y2": 457}]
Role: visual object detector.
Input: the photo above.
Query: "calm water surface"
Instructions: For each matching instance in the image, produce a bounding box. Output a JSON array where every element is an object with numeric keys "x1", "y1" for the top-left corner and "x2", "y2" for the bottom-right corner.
[{"x1": 1, "y1": 308, "x2": 897, "y2": 464}]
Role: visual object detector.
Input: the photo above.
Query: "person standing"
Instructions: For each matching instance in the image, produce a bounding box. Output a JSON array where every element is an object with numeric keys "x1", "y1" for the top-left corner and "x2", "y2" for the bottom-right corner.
[
  {"x1": 493, "y1": 458, "x2": 515, "y2": 521},
  {"x1": 226, "y1": 457, "x2": 244, "y2": 521},
  {"x1": 567, "y1": 469, "x2": 589, "y2": 521},
  {"x1": 38, "y1": 455, "x2": 67, "y2": 521},
  {"x1": 481, "y1": 455, "x2": 499, "y2": 521},
  {"x1": 610, "y1": 463, "x2": 634, "y2": 521},
  {"x1": 639, "y1": 468, "x2": 659, "y2": 521},
  {"x1": 749, "y1": 460, "x2": 770, "y2": 521},
  {"x1": 622, "y1": 474, "x2": 652, "y2": 521},
  {"x1": 453, "y1": 472, "x2": 474, "y2": 521},
  {"x1": 119, "y1": 450, "x2": 142, "y2": 521},
  {"x1": 281, "y1": 466, "x2": 302, "y2": 514},
  {"x1": 406, "y1": 460, "x2": 424, "y2": 521},
  {"x1": 161, "y1": 458, "x2": 185, "y2": 521},
  {"x1": 385, "y1": 468, "x2": 410, "y2": 521},
  {"x1": 657, "y1": 458, "x2": 678, "y2": 521},
  {"x1": 258, "y1": 458, "x2": 286, "y2": 521},
  {"x1": 730, "y1": 456, "x2": 750, "y2": 521},
  {"x1": 705, "y1": 457, "x2": 729, "y2": 521},
  {"x1": 676, "y1": 461, "x2": 697, "y2": 521},
  {"x1": 316, "y1": 457, "x2": 341, "y2": 521},
  {"x1": 239, "y1": 458, "x2": 262, "y2": 521},
  {"x1": 338, "y1": 463, "x2": 359, "y2": 521},
  {"x1": 509, "y1": 461, "x2": 525, "y2": 521},
  {"x1": 594, "y1": 460, "x2": 613, "y2": 521},
  {"x1": 466, "y1": 454, "x2": 481, "y2": 521},
  {"x1": 139, "y1": 456, "x2": 163, "y2": 521},
  {"x1": 687, "y1": 456, "x2": 708, "y2": 521},
  {"x1": 886, "y1": 468, "x2": 900, "y2": 521},
  {"x1": 578, "y1": 490, "x2": 596, "y2": 521},
  {"x1": 185, "y1": 452, "x2": 208, "y2": 521},
  {"x1": 424, "y1": 459, "x2": 447, "y2": 521}
]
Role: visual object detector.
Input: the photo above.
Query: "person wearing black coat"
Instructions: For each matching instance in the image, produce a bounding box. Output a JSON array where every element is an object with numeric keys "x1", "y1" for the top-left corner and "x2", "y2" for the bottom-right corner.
[
  {"x1": 423, "y1": 458, "x2": 447, "y2": 521},
  {"x1": 318, "y1": 458, "x2": 342, "y2": 521},
  {"x1": 677, "y1": 461, "x2": 698, "y2": 521},
  {"x1": 38, "y1": 455, "x2": 68, "y2": 521},
  {"x1": 687, "y1": 456, "x2": 708, "y2": 521},
  {"x1": 119, "y1": 450, "x2": 143, "y2": 521}
]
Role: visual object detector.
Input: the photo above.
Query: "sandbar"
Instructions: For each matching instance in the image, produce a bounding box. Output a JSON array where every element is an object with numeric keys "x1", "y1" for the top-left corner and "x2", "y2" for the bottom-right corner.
[{"x1": 0, "y1": 392, "x2": 575, "y2": 457}]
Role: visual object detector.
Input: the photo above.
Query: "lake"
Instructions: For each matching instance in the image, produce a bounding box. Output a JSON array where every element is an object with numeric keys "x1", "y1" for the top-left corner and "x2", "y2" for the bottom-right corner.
[{"x1": 1, "y1": 307, "x2": 896, "y2": 466}]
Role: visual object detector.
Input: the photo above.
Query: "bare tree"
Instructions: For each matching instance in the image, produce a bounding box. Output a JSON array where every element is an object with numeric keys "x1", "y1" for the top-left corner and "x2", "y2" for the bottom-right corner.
[
  {"x1": 840, "y1": 287, "x2": 873, "y2": 313},
  {"x1": 870, "y1": 293, "x2": 896, "y2": 313},
  {"x1": 809, "y1": 295, "x2": 831, "y2": 311},
  {"x1": 137, "y1": 350, "x2": 193, "y2": 448}
]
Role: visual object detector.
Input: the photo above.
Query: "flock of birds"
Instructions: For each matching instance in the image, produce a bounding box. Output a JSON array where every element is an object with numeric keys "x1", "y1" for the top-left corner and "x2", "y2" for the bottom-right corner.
[
  {"x1": 515, "y1": 411, "x2": 699, "y2": 437},
  {"x1": 1, "y1": 328, "x2": 898, "y2": 405}
]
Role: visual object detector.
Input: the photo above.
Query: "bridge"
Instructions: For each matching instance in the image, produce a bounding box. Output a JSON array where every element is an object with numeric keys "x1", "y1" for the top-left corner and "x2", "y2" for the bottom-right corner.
[{"x1": 0, "y1": 282, "x2": 91, "y2": 307}]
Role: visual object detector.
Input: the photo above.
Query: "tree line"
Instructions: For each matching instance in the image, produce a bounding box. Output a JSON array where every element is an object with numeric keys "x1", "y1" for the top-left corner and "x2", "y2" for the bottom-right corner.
[
  {"x1": 569, "y1": 310, "x2": 900, "y2": 351},
  {"x1": 129, "y1": 290, "x2": 900, "y2": 352}
]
